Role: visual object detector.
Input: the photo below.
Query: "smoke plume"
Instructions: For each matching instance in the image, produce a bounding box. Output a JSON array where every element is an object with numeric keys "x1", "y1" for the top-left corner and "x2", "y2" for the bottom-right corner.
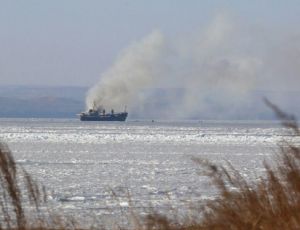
[
  {"x1": 86, "y1": 13, "x2": 300, "y2": 119},
  {"x1": 86, "y1": 31, "x2": 167, "y2": 112}
]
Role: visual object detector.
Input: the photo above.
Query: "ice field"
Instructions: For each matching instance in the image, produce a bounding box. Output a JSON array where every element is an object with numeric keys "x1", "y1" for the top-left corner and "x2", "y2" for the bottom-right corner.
[{"x1": 0, "y1": 118, "x2": 295, "y2": 224}]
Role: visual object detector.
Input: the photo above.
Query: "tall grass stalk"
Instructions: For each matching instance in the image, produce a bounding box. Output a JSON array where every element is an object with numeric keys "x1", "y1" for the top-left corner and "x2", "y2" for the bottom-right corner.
[
  {"x1": 140, "y1": 101, "x2": 300, "y2": 229},
  {"x1": 0, "y1": 143, "x2": 79, "y2": 229}
]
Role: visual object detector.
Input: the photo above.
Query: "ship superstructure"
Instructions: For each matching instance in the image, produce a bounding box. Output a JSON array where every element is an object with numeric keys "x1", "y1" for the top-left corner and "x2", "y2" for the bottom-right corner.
[{"x1": 80, "y1": 108, "x2": 128, "y2": 121}]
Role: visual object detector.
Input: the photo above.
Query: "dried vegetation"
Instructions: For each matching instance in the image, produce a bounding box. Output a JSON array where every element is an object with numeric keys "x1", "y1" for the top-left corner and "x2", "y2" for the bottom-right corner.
[{"x1": 139, "y1": 100, "x2": 300, "y2": 229}]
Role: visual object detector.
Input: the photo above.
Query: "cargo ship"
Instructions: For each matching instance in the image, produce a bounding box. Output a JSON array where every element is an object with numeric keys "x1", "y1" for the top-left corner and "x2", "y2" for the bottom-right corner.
[{"x1": 79, "y1": 108, "x2": 128, "y2": 121}]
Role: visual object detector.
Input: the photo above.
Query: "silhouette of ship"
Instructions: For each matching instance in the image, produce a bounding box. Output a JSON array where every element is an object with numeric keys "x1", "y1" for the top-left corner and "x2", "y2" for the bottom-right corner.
[{"x1": 80, "y1": 107, "x2": 128, "y2": 121}]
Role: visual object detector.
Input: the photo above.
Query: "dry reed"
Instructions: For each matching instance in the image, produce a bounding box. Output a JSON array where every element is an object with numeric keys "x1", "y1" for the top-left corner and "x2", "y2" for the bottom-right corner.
[
  {"x1": 0, "y1": 142, "x2": 80, "y2": 230},
  {"x1": 138, "y1": 100, "x2": 300, "y2": 230}
]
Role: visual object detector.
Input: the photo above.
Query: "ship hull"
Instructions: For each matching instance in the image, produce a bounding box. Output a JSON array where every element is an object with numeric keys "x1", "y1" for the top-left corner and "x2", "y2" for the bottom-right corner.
[{"x1": 80, "y1": 112, "x2": 128, "y2": 121}]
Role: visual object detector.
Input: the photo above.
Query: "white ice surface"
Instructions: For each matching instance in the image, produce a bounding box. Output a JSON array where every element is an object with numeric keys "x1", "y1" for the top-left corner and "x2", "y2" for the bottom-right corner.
[{"x1": 0, "y1": 119, "x2": 297, "y2": 226}]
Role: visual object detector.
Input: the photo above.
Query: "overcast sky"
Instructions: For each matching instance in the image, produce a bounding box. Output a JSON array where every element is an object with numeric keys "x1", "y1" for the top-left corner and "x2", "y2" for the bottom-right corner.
[{"x1": 1, "y1": 0, "x2": 300, "y2": 87}]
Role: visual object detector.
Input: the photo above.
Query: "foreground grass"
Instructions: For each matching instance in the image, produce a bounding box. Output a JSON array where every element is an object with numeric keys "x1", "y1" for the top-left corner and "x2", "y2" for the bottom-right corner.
[
  {"x1": 0, "y1": 102, "x2": 300, "y2": 229},
  {"x1": 140, "y1": 101, "x2": 300, "y2": 230},
  {"x1": 0, "y1": 143, "x2": 81, "y2": 230}
]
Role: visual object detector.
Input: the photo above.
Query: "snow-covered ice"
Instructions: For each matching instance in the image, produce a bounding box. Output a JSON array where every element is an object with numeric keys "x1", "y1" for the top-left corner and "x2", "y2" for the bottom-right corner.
[{"x1": 0, "y1": 118, "x2": 296, "y2": 224}]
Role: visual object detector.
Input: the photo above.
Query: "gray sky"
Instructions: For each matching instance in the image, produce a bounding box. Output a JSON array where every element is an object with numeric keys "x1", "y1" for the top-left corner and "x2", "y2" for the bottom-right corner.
[{"x1": 1, "y1": 0, "x2": 300, "y2": 87}]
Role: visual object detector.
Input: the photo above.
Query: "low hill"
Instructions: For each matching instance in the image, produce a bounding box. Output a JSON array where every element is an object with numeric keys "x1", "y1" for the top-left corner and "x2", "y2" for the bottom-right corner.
[
  {"x1": 0, "y1": 96, "x2": 84, "y2": 118},
  {"x1": 0, "y1": 86, "x2": 299, "y2": 119}
]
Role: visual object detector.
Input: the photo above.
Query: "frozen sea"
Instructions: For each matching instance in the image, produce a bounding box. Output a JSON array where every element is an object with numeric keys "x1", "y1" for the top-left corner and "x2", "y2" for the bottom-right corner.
[{"x1": 0, "y1": 118, "x2": 296, "y2": 225}]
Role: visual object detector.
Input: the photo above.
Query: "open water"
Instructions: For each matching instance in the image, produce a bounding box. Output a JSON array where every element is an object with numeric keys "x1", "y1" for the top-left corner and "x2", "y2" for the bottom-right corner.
[{"x1": 0, "y1": 118, "x2": 295, "y2": 225}]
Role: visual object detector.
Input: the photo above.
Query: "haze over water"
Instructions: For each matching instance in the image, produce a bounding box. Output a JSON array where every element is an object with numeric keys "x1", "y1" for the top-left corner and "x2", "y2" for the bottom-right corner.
[{"x1": 1, "y1": 1, "x2": 300, "y2": 120}]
